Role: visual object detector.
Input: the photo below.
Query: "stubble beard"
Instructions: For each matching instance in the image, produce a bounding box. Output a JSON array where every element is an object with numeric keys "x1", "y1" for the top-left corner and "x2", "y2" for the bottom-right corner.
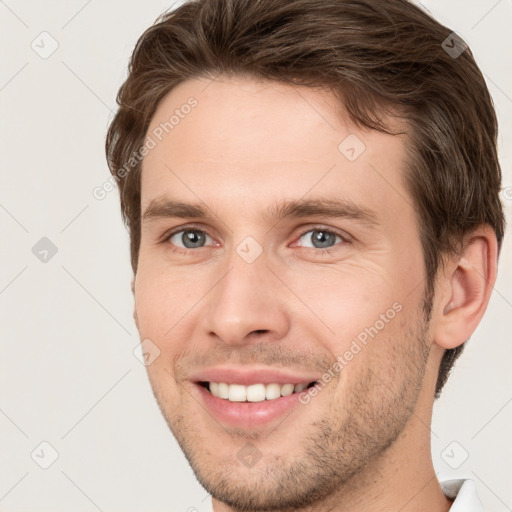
[{"x1": 148, "y1": 305, "x2": 432, "y2": 512}]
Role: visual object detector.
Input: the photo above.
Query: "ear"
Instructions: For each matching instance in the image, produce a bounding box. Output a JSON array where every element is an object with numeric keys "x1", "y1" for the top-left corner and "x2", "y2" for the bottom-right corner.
[{"x1": 433, "y1": 226, "x2": 498, "y2": 350}]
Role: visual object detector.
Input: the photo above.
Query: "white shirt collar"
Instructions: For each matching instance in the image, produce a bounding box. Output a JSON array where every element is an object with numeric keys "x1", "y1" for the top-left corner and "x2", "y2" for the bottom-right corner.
[{"x1": 441, "y1": 479, "x2": 485, "y2": 512}]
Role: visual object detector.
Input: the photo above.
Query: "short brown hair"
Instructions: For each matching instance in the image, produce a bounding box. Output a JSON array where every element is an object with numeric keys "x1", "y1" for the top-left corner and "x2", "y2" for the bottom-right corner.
[{"x1": 105, "y1": 0, "x2": 505, "y2": 397}]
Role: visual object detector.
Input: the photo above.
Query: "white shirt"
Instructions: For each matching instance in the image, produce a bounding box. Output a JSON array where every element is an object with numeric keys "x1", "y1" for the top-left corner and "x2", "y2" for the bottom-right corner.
[
  {"x1": 442, "y1": 479, "x2": 485, "y2": 512},
  {"x1": 205, "y1": 478, "x2": 484, "y2": 511}
]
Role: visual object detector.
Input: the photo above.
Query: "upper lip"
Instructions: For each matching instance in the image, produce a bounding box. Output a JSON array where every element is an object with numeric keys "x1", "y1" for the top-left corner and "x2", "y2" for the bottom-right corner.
[{"x1": 189, "y1": 366, "x2": 321, "y2": 386}]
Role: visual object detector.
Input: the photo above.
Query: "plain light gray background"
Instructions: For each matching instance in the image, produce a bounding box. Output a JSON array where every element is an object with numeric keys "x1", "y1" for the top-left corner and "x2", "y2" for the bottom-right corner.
[{"x1": 0, "y1": 1, "x2": 511, "y2": 510}]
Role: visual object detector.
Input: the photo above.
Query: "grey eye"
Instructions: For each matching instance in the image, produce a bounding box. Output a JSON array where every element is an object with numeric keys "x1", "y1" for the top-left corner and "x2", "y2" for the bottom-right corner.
[
  {"x1": 169, "y1": 229, "x2": 211, "y2": 249},
  {"x1": 298, "y1": 229, "x2": 342, "y2": 249}
]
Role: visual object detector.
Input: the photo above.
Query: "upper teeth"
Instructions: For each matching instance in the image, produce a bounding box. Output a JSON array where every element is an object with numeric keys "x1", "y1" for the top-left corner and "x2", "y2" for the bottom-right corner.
[{"x1": 209, "y1": 382, "x2": 309, "y2": 402}]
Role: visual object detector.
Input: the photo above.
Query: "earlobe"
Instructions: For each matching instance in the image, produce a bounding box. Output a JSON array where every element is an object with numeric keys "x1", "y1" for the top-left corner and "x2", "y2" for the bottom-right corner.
[{"x1": 434, "y1": 226, "x2": 498, "y2": 350}]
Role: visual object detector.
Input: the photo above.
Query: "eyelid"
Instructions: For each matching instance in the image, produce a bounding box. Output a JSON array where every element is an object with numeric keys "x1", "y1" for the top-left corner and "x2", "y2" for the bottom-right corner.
[{"x1": 161, "y1": 223, "x2": 217, "y2": 243}]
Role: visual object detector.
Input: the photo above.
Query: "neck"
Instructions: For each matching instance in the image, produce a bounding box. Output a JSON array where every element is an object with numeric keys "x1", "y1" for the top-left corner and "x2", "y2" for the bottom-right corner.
[{"x1": 312, "y1": 415, "x2": 452, "y2": 512}]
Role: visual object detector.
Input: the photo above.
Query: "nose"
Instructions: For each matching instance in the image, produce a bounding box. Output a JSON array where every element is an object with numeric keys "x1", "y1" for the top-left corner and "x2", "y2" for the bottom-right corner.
[{"x1": 200, "y1": 248, "x2": 290, "y2": 346}]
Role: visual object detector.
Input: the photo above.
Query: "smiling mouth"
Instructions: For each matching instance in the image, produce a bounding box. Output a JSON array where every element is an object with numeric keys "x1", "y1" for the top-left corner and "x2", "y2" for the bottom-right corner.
[{"x1": 198, "y1": 381, "x2": 318, "y2": 402}]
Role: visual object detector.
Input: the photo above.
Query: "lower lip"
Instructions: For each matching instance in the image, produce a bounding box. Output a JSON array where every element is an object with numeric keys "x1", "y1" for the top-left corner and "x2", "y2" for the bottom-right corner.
[{"x1": 194, "y1": 383, "x2": 304, "y2": 428}]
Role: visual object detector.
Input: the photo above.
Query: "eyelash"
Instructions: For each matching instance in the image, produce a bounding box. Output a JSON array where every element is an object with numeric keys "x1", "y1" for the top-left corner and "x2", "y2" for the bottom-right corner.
[{"x1": 161, "y1": 224, "x2": 349, "y2": 256}]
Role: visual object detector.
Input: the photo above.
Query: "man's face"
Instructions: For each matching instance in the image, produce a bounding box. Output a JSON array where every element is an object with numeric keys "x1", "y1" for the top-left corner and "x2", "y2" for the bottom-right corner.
[{"x1": 134, "y1": 76, "x2": 435, "y2": 509}]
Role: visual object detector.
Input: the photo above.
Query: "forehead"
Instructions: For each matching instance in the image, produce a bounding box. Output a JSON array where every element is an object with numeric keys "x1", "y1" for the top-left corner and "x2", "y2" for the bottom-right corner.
[{"x1": 141, "y1": 75, "x2": 411, "y2": 222}]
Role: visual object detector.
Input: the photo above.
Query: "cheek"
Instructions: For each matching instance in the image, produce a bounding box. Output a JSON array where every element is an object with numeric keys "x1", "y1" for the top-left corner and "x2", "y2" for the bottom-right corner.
[
  {"x1": 288, "y1": 262, "x2": 401, "y2": 333},
  {"x1": 137, "y1": 252, "x2": 207, "y2": 303},
  {"x1": 286, "y1": 260, "x2": 418, "y2": 381},
  {"x1": 133, "y1": 265, "x2": 203, "y2": 355}
]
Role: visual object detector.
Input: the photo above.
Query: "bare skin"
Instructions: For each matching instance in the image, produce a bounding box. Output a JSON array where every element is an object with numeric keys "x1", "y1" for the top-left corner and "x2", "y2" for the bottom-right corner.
[{"x1": 133, "y1": 75, "x2": 497, "y2": 512}]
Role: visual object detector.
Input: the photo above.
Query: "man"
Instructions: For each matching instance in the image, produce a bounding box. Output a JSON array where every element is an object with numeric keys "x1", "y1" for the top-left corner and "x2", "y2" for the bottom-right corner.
[{"x1": 105, "y1": 0, "x2": 505, "y2": 510}]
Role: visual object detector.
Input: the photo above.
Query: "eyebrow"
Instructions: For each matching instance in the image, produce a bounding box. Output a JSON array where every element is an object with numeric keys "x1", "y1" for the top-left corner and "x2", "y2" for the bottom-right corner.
[{"x1": 142, "y1": 197, "x2": 379, "y2": 227}]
